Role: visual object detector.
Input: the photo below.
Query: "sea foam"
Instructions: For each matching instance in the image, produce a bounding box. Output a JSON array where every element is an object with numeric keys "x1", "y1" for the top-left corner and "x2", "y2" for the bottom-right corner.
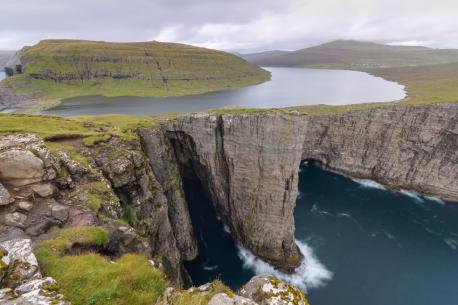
[
  {"x1": 237, "y1": 240, "x2": 333, "y2": 292},
  {"x1": 425, "y1": 195, "x2": 445, "y2": 205},
  {"x1": 399, "y1": 189, "x2": 425, "y2": 203},
  {"x1": 352, "y1": 178, "x2": 386, "y2": 190}
]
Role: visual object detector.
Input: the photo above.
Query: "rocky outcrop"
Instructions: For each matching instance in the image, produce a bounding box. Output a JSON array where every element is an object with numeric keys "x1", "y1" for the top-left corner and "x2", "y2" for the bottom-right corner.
[
  {"x1": 155, "y1": 276, "x2": 309, "y2": 305},
  {"x1": 93, "y1": 137, "x2": 194, "y2": 286},
  {"x1": 0, "y1": 238, "x2": 69, "y2": 305},
  {"x1": 240, "y1": 275, "x2": 309, "y2": 305}
]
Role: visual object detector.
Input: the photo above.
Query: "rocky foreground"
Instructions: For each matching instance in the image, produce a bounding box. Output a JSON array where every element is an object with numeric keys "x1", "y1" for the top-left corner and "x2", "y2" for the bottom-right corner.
[{"x1": 0, "y1": 102, "x2": 457, "y2": 304}]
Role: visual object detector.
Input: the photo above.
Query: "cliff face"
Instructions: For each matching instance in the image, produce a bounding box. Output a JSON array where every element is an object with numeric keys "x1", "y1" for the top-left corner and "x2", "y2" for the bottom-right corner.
[
  {"x1": 153, "y1": 113, "x2": 307, "y2": 271},
  {"x1": 303, "y1": 103, "x2": 458, "y2": 201},
  {"x1": 136, "y1": 103, "x2": 457, "y2": 271},
  {"x1": 1, "y1": 103, "x2": 456, "y2": 287}
]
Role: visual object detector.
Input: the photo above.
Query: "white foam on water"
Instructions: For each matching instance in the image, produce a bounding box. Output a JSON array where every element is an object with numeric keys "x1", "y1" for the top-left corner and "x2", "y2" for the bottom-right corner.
[
  {"x1": 444, "y1": 238, "x2": 458, "y2": 250},
  {"x1": 400, "y1": 189, "x2": 425, "y2": 203},
  {"x1": 297, "y1": 191, "x2": 303, "y2": 199},
  {"x1": 203, "y1": 265, "x2": 219, "y2": 271},
  {"x1": 223, "y1": 224, "x2": 232, "y2": 234},
  {"x1": 425, "y1": 195, "x2": 446, "y2": 205},
  {"x1": 352, "y1": 178, "x2": 386, "y2": 190},
  {"x1": 237, "y1": 240, "x2": 333, "y2": 292}
]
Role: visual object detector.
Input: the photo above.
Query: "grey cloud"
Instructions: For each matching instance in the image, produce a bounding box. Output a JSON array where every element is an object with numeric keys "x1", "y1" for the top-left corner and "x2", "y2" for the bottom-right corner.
[{"x1": 1, "y1": 0, "x2": 458, "y2": 51}]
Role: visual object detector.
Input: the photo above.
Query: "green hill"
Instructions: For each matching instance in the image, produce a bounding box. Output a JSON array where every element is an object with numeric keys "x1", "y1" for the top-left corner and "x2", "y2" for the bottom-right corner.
[
  {"x1": 1, "y1": 39, "x2": 270, "y2": 109},
  {"x1": 242, "y1": 40, "x2": 458, "y2": 69}
]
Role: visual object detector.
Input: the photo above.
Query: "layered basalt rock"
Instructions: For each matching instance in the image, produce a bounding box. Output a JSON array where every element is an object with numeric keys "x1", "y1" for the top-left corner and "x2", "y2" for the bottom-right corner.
[
  {"x1": 0, "y1": 102, "x2": 456, "y2": 288},
  {"x1": 303, "y1": 103, "x2": 458, "y2": 201},
  {"x1": 137, "y1": 103, "x2": 457, "y2": 272}
]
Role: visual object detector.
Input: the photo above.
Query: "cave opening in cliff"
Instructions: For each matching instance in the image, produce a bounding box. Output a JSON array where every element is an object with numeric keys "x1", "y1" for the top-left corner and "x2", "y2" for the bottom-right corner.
[
  {"x1": 180, "y1": 176, "x2": 255, "y2": 289},
  {"x1": 167, "y1": 135, "x2": 255, "y2": 289}
]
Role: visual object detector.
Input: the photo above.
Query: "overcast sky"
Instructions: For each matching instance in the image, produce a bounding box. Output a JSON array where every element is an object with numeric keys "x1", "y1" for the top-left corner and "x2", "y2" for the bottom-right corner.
[{"x1": 1, "y1": 0, "x2": 458, "y2": 52}]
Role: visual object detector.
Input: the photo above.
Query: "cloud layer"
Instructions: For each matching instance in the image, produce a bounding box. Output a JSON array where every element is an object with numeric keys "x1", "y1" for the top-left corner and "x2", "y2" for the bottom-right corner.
[{"x1": 1, "y1": 0, "x2": 458, "y2": 51}]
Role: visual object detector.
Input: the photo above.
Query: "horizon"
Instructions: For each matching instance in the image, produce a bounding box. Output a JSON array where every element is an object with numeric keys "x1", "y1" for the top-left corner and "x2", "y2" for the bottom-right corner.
[
  {"x1": 2, "y1": 0, "x2": 458, "y2": 52},
  {"x1": 0, "y1": 38, "x2": 451, "y2": 55}
]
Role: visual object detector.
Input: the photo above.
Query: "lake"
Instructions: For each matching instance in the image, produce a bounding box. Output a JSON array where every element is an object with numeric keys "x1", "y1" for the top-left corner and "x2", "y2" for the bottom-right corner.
[
  {"x1": 42, "y1": 67, "x2": 405, "y2": 116},
  {"x1": 184, "y1": 161, "x2": 458, "y2": 305}
]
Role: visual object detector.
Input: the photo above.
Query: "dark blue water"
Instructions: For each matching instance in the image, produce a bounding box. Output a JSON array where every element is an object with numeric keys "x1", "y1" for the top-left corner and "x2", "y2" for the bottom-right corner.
[
  {"x1": 41, "y1": 68, "x2": 405, "y2": 116},
  {"x1": 184, "y1": 161, "x2": 458, "y2": 305}
]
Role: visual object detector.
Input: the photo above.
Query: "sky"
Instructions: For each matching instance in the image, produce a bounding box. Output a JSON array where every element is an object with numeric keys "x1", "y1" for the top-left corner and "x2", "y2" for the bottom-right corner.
[{"x1": 1, "y1": 0, "x2": 458, "y2": 52}]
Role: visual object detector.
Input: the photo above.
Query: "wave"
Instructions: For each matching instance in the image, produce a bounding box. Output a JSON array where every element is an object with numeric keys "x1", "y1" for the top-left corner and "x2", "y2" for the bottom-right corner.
[
  {"x1": 400, "y1": 189, "x2": 425, "y2": 203},
  {"x1": 237, "y1": 240, "x2": 333, "y2": 292},
  {"x1": 444, "y1": 238, "x2": 458, "y2": 250},
  {"x1": 203, "y1": 264, "x2": 219, "y2": 271},
  {"x1": 425, "y1": 195, "x2": 445, "y2": 205},
  {"x1": 311, "y1": 203, "x2": 331, "y2": 216},
  {"x1": 223, "y1": 224, "x2": 232, "y2": 234},
  {"x1": 352, "y1": 178, "x2": 386, "y2": 190}
]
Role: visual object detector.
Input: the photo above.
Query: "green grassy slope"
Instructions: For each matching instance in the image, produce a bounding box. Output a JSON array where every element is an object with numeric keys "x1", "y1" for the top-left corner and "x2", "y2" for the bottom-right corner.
[
  {"x1": 1, "y1": 39, "x2": 270, "y2": 109},
  {"x1": 243, "y1": 40, "x2": 458, "y2": 69}
]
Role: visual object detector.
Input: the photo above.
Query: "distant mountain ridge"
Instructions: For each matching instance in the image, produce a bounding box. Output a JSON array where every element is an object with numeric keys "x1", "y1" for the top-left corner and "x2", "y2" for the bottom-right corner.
[{"x1": 242, "y1": 40, "x2": 458, "y2": 68}]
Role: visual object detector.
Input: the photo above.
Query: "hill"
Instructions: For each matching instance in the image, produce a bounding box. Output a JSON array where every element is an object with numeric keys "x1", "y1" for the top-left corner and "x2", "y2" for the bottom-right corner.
[
  {"x1": 0, "y1": 39, "x2": 270, "y2": 110},
  {"x1": 242, "y1": 40, "x2": 458, "y2": 69}
]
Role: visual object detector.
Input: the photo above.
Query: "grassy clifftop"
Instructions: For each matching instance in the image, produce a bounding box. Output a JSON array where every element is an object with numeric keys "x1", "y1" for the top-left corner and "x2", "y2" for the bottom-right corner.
[{"x1": 1, "y1": 39, "x2": 270, "y2": 109}]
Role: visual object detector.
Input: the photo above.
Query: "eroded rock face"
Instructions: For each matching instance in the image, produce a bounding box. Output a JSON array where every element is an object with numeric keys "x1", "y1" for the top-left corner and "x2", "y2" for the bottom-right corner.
[
  {"x1": 138, "y1": 103, "x2": 458, "y2": 272},
  {"x1": 303, "y1": 103, "x2": 458, "y2": 201},
  {"x1": 0, "y1": 183, "x2": 13, "y2": 206},
  {"x1": 141, "y1": 112, "x2": 307, "y2": 271},
  {"x1": 94, "y1": 138, "x2": 191, "y2": 286}
]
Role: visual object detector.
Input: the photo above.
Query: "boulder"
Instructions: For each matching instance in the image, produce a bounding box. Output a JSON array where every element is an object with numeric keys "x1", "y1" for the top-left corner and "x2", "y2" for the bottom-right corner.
[
  {"x1": 3, "y1": 212, "x2": 27, "y2": 228},
  {"x1": 30, "y1": 183, "x2": 55, "y2": 197},
  {"x1": 240, "y1": 275, "x2": 309, "y2": 305},
  {"x1": 65, "y1": 207, "x2": 99, "y2": 227},
  {"x1": 0, "y1": 150, "x2": 44, "y2": 187},
  {"x1": 0, "y1": 239, "x2": 40, "y2": 288},
  {"x1": 208, "y1": 293, "x2": 258, "y2": 305},
  {"x1": 25, "y1": 218, "x2": 59, "y2": 237},
  {"x1": 17, "y1": 201, "x2": 33, "y2": 212},
  {"x1": 51, "y1": 203, "x2": 69, "y2": 223},
  {"x1": 0, "y1": 183, "x2": 13, "y2": 206},
  {"x1": 0, "y1": 276, "x2": 69, "y2": 305}
]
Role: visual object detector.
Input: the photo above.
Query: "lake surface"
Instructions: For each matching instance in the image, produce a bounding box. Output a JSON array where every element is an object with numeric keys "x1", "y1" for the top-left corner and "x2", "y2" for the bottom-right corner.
[
  {"x1": 42, "y1": 67, "x2": 405, "y2": 116},
  {"x1": 184, "y1": 161, "x2": 458, "y2": 305}
]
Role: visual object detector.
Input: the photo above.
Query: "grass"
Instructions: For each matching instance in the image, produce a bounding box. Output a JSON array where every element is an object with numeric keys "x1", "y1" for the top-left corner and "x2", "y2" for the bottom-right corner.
[
  {"x1": 0, "y1": 113, "x2": 166, "y2": 141},
  {"x1": 166, "y1": 280, "x2": 234, "y2": 305},
  {"x1": 74, "y1": 181, "x2": 118, "y2": 212},
  {"x1": 1, "y1": 39, "x2": 270, "y2": 110},
  {"x1": 35, "y1": 227, "x2": 168, "y2": 305}
]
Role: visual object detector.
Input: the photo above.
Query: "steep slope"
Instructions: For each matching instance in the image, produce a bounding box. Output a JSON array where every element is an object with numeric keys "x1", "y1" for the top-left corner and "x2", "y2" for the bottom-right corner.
[
  {"x1": 0, "y1": 39, "x2": 270, "y2": 110},
  {"x1": 243, "y1": 40, "x2": 458, "y2": 68}
]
